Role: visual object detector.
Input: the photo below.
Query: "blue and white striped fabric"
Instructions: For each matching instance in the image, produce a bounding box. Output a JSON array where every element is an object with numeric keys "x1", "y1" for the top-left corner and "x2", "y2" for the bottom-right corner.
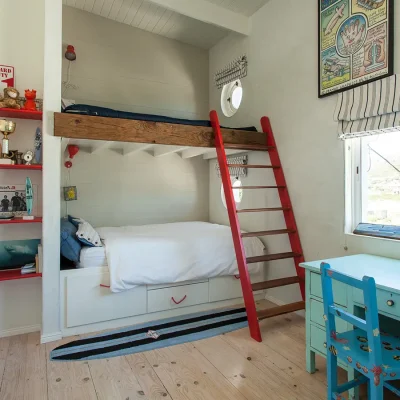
[
  {"x1": 334, "y1": 74, "x2": 400, "y2": 139},
  {"x1": 50, "y1": 307, "x2": 248, "y2": 362}
]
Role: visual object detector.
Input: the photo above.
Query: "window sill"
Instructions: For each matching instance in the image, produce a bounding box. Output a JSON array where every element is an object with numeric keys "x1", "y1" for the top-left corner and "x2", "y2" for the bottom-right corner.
[{"x1": 345, "y1": 232, "x2": 400, "y2": 260}]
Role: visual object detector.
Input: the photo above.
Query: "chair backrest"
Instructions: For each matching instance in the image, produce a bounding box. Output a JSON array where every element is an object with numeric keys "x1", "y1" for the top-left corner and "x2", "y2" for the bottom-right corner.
[{"x1": 320, "y1": 262, "x2": 383, "y2": 368}]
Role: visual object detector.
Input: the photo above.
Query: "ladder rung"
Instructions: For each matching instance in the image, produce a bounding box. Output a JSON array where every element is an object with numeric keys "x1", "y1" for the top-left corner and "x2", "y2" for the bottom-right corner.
[
  {"x1": 257, "y1": 301, "x2": 305, "y2": 321},
  {"x1": 224, "y1": 144, "x2": 274, "y2": 151},
  {"x1": 237, "y1": 207, "x2": 291, "y2": 213},
  {"x1": 241, "y1": 229, "x2": 296, "y2": 237},
  {"x1": 246, "y1": 252, "x2": 302, "y2": 264},
  {"x1": 227, "y1": 164, "x2": 280, "y2": 169},
  {"x1": 252, "y1": 277, "x2": 300, "y2": 291},
  {"x1": 233, "y1": 186, "x2": 285, "y2": 190}
]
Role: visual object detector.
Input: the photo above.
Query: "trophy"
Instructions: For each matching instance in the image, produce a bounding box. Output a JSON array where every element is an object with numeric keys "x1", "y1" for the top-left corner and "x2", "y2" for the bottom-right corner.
[{"x1": 0, "y1": 119, "x2": 16, "y2": 159}]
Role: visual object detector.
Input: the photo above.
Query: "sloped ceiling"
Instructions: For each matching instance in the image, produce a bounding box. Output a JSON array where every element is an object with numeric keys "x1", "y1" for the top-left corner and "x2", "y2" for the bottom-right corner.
[{"x1": 62, "y1": 0, "x2": 270, "y2": 49}]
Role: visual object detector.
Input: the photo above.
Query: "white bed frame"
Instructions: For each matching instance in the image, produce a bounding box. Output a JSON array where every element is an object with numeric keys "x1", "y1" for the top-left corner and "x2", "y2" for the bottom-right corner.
[{"x1": 60, "y1": 266, "x2": 265, "y2": 336}]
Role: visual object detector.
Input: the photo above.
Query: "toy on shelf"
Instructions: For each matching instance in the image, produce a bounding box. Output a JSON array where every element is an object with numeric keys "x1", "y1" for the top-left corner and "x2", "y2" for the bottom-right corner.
[
  {"x1": 22, "y1": 177, "x2": 34, "y2": 220},
  {"x1": 0, "y1": 88, "x2": 21, "y2": 110},
  {"x1": 23, "y1": 90, "x2": 37, "y2": 111}
]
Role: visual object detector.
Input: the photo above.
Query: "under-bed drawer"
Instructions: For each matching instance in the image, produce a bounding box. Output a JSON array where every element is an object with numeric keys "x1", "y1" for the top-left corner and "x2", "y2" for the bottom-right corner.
[
  {"x1": 209, "y1": 276, "x2": 242, "y2": 302},
  {"x1": 66, "y1": 272, "x2": 147, "y2": 327},
  {"x1": 147, "y1": 282, "x2": 209, "y2": 313}
]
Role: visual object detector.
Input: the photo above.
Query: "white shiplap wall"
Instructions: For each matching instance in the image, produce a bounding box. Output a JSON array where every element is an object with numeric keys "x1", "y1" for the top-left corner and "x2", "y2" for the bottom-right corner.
[
  {"x1": 62, "y1": 0, "x2": 229, "y2": 49},
  {"x1": 62, "y1": 6, "x2": 209, "y2": 120}
]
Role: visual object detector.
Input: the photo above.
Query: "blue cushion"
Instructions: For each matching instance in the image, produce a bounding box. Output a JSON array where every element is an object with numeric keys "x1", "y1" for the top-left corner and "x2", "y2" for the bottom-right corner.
[
  {"x1": 68, "y1": 214, "x2": 80, "y2": 228},
  {"x1": 60, "y1": 219, "x2": 82, "y2": 263}
]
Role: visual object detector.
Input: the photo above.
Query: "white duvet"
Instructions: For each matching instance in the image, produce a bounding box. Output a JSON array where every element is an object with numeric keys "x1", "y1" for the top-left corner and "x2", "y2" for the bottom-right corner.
[{"x1": 97, "y1": 222, "x2": 265, "y2": 293}]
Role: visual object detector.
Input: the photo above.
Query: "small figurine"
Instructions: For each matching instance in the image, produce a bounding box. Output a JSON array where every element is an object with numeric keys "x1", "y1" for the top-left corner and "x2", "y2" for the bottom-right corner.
[
  {"x1": 23, "y1": 150, "x2": 34, "y2": 165},
  {"x1": 23, "y1": 90, "x2": 37, "y2": 111},
  {"x1": 0, "y1": 87, "x2": 21, "y2": 109},
  {"x1": 34, "y1": 127, "x2": 42, "y2": 164}
]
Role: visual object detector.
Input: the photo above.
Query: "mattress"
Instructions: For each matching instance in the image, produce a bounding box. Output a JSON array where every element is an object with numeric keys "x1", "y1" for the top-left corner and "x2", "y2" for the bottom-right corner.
[
  {"x1": 78, "y1": 246, "x2": 108, "y2": 268},
  {"x1": 63, "y1": 104, "x2": 257, "y2": 131}
]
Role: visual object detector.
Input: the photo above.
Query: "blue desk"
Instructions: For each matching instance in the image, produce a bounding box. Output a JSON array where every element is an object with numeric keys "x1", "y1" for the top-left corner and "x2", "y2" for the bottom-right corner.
[{"x1": 300, "y1": 255, "x2": 400, "y2": 379}]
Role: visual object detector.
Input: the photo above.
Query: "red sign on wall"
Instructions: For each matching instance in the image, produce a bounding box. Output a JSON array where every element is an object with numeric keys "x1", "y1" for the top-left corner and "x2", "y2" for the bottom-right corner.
[{"x1": 0, "y1": 65, "x2": 15, "y2": 89}]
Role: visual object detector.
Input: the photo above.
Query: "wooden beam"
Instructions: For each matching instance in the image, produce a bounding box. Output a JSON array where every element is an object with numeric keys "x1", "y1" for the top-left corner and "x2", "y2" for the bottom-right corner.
[
  {"x1": 153, "y1": 145, "x2": 189, "y2": 157},
  {"x1": 54, "y1": 113, "x2": 265, "y2": 149},
  {"x1": 90, "y1": 140, "x2": 114, "y2": 154},
  {"x1": 149, "y1": 0, "x2": 250, "y2": 35},
  {"x1": 181, "y1": 148, "x2": 213, "y2": 159},
  {"x1": 123, "y1": 143, "x2": 154, "y2": 156},
  {"x1": 203, "y1": 149, "x2": 246, "y2": 160}
]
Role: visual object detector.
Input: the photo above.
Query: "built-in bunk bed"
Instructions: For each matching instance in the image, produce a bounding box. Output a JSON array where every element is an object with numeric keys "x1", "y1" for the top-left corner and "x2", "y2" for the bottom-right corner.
[{"x1": 55, "y1": 105, "x2": 269, "y2": 336}]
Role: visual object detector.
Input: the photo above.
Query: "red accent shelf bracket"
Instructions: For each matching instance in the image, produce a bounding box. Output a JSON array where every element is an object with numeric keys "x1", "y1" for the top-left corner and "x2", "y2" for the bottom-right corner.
[
  {"x1": 0, "y1": 164, "x2": 42, "y2": 170},
  {"x1": 0, "y1": 108, "x2": 43, "y2": 121},
  {"x1": 0, "y1": 217, "x2": 42, "y2": 225},
  {"x1": 0, "y1": 270, "x2": 42, "y2": 282}
]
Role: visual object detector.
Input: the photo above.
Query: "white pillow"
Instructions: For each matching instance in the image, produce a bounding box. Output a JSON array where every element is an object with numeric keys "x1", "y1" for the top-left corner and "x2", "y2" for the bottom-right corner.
[{"x1": 74, "y1": 219, "x2": 102, "y2": 247}]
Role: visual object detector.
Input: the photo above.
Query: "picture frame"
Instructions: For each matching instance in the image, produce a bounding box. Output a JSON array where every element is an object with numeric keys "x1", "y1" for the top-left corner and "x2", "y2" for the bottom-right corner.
[{"x1": 318, "y1": 0, "x2": 394, "y2": 98}]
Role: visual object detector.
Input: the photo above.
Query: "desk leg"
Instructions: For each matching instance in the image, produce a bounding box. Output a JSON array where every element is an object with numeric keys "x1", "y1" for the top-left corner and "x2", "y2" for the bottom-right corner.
[
  {"x1": 347, "y1": 368, "x2": 360, "y2": 400},
  {"x1": 306, "y1": 349, "x2": 316, "y2": 373}
]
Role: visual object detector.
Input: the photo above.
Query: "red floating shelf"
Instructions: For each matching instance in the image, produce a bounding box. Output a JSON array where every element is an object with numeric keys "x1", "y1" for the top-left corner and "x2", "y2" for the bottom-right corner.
[
  {"x1": 0, "y1": 108, "x2": 43, "y2": 121},
  {"x1": 0, "y1": 217, "x2": 42, "y2": 224},
  {"x1": 0, "y1": 164, "x2": 42, "y2": 170},
  {"x1": 0, "y1": 269, "x2": 42, "y2": 282}
]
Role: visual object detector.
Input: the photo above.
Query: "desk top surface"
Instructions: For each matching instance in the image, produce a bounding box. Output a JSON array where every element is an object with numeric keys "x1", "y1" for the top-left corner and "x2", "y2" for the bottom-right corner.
[{"x1": 300, "y1": 254, "x2": 400, "y2": 294}]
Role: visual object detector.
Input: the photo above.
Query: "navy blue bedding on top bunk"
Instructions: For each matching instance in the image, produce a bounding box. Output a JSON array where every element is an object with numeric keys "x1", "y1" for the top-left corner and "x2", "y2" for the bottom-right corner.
[{"x1": 63, "y1": 104, "x2": 258, "y2": 132}]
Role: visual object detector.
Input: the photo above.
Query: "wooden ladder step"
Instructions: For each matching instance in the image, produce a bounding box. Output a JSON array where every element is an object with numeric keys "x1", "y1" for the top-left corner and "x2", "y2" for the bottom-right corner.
[
  {"x1": 237, "y1": 207, "x2": 291, "y2": 213},
  {"x1": 233, "y1": 186, "x2": 286, "y2": 190},
  {"x1": 241, "y1": 229, "x2": 296, "y2": 237},
  {"x1": 224, "y1": 144, "x2": 274, "y2": 151},
  {"x1": 257, "y1": 301, "x2": 305, "y2": 321},
  {"x1": 227, "y1": 164, "x2": 280, "y2": 169},
  {"x1": 246, "y1": 252, "x2": 302, "y2": 264},
  {"x1": 252, "y1": 276, "x2": 300, "y2": 291}
]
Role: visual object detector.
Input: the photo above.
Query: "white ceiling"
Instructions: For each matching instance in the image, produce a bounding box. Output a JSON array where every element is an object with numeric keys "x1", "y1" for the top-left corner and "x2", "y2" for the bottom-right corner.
[{"x1": 62, "y1": 0, "x2": 270, "y2": 49}]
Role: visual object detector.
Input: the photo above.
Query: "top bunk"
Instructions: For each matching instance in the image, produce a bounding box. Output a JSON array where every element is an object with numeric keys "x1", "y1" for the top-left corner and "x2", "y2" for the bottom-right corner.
[{"x1": 54, "y1": 105, "x2": 267, "y2": 150}]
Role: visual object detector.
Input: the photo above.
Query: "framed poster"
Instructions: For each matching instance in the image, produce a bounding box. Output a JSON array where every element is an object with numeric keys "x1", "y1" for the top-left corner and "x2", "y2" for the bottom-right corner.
[{"x1": 319, "y1": 0, "x2": 394, "y2": 98}]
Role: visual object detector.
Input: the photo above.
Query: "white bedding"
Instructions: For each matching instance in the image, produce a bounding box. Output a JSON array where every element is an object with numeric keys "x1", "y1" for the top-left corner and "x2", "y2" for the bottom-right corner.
[
  {"x1": 78, "y1": 246, "x2": 107, "y2": 268},
  {"x1": 96, "y1": 222, "x2": 265, "y2": 293}
]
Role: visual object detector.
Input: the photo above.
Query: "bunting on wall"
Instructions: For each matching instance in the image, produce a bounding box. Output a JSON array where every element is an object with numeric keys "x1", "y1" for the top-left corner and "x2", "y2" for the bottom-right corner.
[
  {"x1": 334, "y1": 74, "x2": 400, "y2": 139},
  {"x1": 214, "y1": 56, "x2": 248, "y2": 89},
  {"x1": 216, "y1": 155, "x2": 248, "y2": 178}
]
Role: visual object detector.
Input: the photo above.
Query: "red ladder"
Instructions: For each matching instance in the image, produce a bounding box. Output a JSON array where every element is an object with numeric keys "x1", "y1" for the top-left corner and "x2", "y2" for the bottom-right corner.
[{"x1": 211, "y1": 110, "x2": 305, "y2": 342}]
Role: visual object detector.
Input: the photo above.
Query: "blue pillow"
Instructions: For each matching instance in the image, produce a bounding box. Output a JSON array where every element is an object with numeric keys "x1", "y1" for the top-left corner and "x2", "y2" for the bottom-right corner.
[
  {"x1": 68, "y1": 214, "x2": 80, "y2": 228},
  {"x1": 60, "y1": 218, "x2": 82, "y2": 263}
]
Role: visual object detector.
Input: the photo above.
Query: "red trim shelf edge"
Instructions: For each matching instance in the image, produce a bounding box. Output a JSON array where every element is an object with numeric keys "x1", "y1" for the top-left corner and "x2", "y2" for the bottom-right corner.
[
  {"x1": 0, "y1": 109, "x2": 43, "y2": 121},
  {"x1": 0, "y1": 164, "x2": 42, "y2": 170},
  {"x1": 0, "y1": 270, "x2": 42, "y2": 282},
  {"x1": 0, "y1": 217, "x2": 43, "y2": 224}
]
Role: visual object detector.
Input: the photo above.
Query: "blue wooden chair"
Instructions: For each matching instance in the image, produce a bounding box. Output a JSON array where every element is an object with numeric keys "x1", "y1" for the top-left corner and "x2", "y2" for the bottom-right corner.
[{"x1": 321, "y1": 262, "x2": 400, "y2": 400}]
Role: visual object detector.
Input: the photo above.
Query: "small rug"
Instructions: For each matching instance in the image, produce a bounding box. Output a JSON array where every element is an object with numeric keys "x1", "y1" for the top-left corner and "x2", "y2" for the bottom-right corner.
[{"x1": 50, "y1": 307, "x2": 247, "y2": 361}]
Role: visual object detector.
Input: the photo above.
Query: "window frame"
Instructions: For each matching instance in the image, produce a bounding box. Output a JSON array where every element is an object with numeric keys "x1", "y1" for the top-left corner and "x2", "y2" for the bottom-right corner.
[{"x1": 346, "y1": 135, "x2": 400, "y2": 235}]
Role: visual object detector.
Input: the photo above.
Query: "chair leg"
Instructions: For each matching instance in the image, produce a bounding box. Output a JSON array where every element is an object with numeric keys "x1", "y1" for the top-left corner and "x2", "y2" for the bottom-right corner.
[
  {"x1": 368, "y1": 379, "x2": 384, "y2": 400},
  {"x1": 327, "y1": 351, "x2": 338, "y2": 398},
  {"x1": 347, "y1": 368, "x2": 360, "y2": 400}
]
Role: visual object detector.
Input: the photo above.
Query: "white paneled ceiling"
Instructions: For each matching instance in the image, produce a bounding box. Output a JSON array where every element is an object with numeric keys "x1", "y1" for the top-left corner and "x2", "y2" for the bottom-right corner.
[
  {"x1": 204, "y1": 0, "x2": 270, "y2": 17},
  {"x1": 63, "y1": 0, "x2": 270, "y2": 49}
]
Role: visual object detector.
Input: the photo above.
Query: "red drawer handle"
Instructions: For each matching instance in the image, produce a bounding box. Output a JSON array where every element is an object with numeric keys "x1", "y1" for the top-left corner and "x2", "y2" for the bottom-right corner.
[
  {"x1": 172, "y1": 295, "x2": 187, "y2": 305},
  {"x1": 100, "y1": 284, "x2": 110, "y2": 288},
  {"x1": 234, "y1": 275, "x2": 240, "y2": 280}
]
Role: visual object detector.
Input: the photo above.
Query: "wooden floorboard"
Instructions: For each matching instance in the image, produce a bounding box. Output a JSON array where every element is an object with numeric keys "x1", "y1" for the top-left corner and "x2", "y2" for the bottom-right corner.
[{"x1": 1, "y1": 301, "x2": 398, "y2": 399}]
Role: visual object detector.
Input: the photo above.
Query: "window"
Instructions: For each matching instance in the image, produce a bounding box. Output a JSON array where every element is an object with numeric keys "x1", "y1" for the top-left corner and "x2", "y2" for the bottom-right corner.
[
  {"x1": 221, "y1": 178, "x2": 243, "y2": 209},
  {"x1": 221, "y1": 80, "x2": 243, "y2": 117},
  {"x1": 347, "y1": 132, "x2": 400, "y2": 233}
]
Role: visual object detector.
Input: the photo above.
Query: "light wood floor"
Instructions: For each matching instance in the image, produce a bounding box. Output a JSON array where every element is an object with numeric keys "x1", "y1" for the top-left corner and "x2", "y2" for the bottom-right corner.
[{"x1": 0, "y1": 301, "x2": 397, "y2": 399}]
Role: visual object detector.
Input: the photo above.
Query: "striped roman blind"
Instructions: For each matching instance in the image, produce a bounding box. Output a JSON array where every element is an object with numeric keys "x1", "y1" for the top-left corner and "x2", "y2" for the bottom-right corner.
[{"x1": 334, "y1": 75, "x2": 400, "y2": 139}]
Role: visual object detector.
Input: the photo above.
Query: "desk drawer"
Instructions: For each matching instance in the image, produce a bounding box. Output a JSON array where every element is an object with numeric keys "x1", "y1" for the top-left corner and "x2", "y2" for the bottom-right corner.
[
  {"x1": 353, "y1": 288, "x2": 400, "y2": 318},
  {"x1": 310, "y1": 324, "x2": 328, "y2": 355},
  {"x1": 310, "y1": 272, "x2": 347, "y2": 306},
  {"x1": 310, "y1": 299, "x2": 348, "y2": 333}
]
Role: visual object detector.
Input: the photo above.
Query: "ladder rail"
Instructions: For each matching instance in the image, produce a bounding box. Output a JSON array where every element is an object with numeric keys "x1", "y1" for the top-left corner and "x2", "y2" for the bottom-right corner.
[
  {"x1": 210, "y1": 110, "x2": 262, "y2": 343},
  {"x1": 260, "y1": 117, "x2": 305, "y2": 300}
]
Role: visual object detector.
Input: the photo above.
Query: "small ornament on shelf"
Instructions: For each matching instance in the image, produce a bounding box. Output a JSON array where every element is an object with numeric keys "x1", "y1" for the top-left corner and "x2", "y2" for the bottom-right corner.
[
  {"x1": 23, "y1": 150, "x2": 33, "y2": 165},
  {"x1": 22, "y1": 177, "x2": 34, "y2": 220},
  {"x1": 23, "y1": 90, "x2": 37, "y2": 111},
  {"x1": 0, "y1": 87, "x2": 21, "y2": 109},
  {"x1": 33, "y1": 127, "x2": 42, "y2": 164},
  {"x1": 0, "y1": 119, "x2": 16, "y2": 159}
]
